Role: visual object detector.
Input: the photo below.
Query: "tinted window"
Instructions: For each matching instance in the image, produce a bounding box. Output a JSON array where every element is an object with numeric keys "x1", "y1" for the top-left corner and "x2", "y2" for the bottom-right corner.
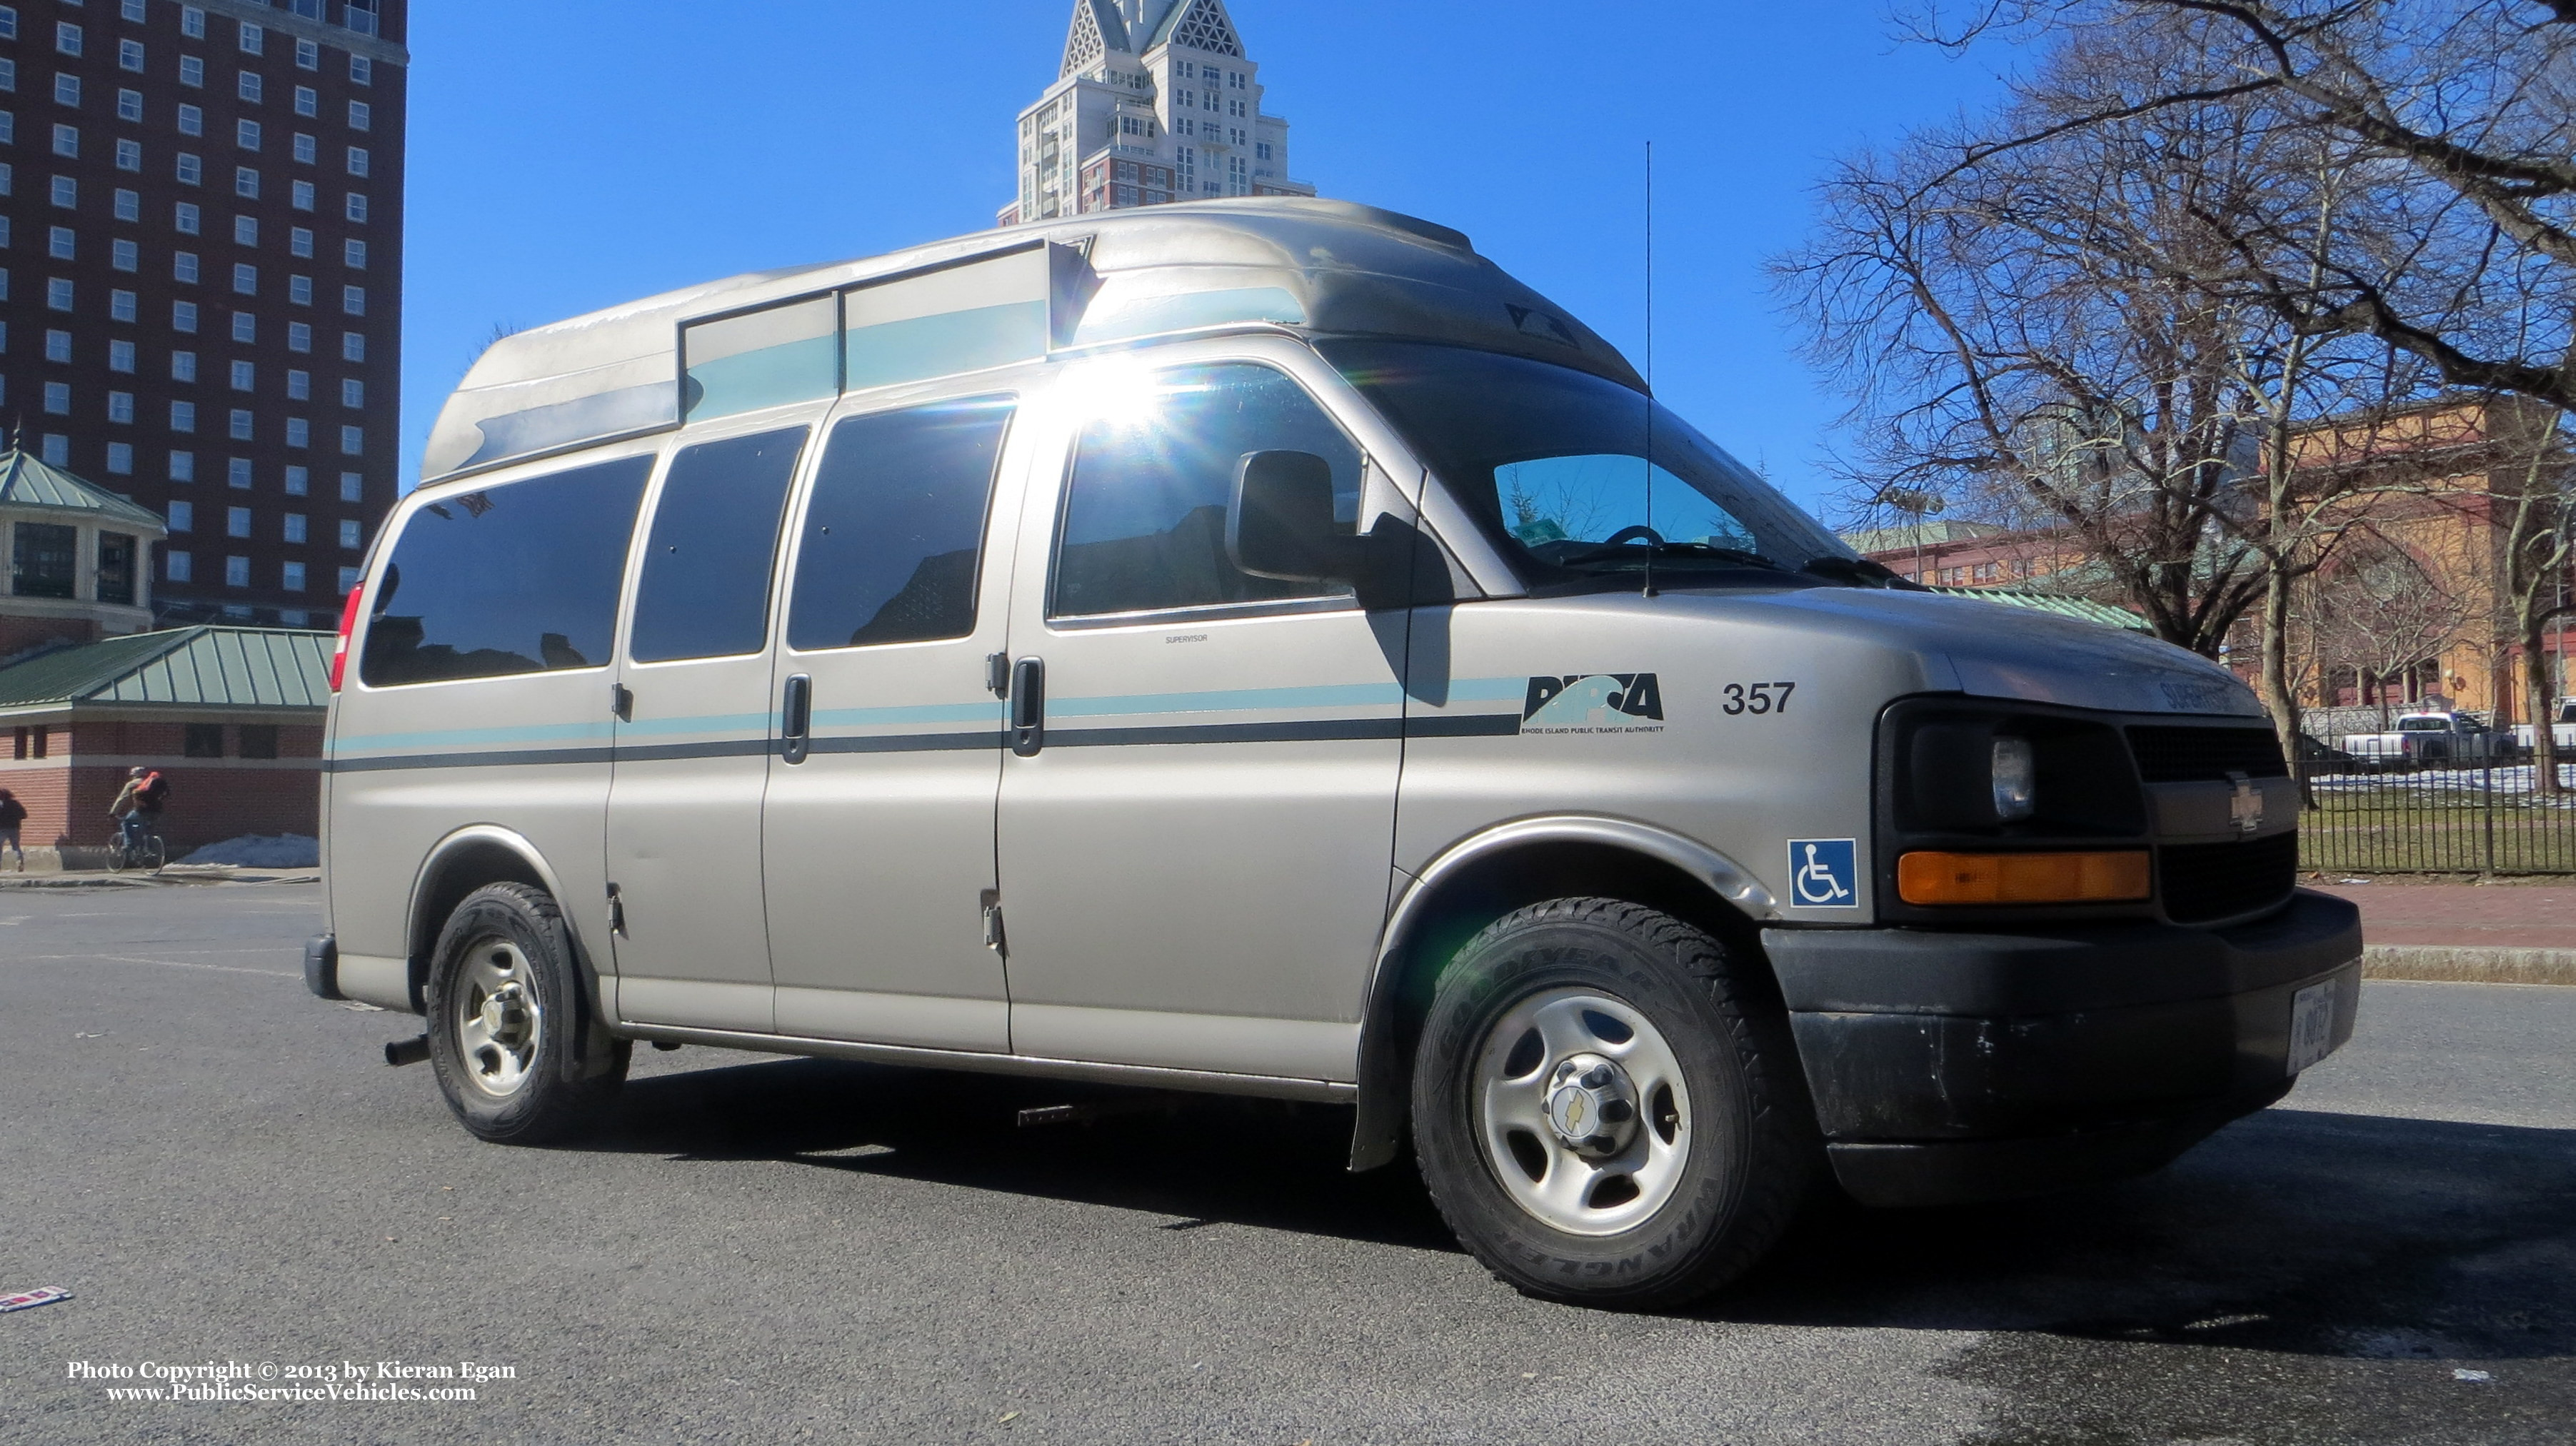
[
  {"x1": 96, "y1": 532, "x2": 136, "y2": 604},
  {"x1": 184, "y1": 723, "x2": 224, "y2": 757},
  {"x1": 787, "y1": 397, "x2": 1011, "y2": 651},
  {"x1": 629, "y1": 427, "x2": 806, "y2": 663},
  {"x1": 360, "y1": 456, "x2": 650, "y2": 687},
  {"x1": 11, "y1": 522, "x2": 78, "y2": 599},
  {"x1": 237, "y1": 723, "x2": 278, "y2": 758},
  {"x1": 1052, "y1": 363, "x2": 1361, "y2": 618}
]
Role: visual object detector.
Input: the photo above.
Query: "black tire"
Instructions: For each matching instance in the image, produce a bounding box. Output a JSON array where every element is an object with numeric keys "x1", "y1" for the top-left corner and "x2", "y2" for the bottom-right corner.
[
  {"x1": 424, "y1": 882, "x2": 628, "y2": 1144},
  {"x1": 1410, "y1": 897, "x2": 1815, "y2": 1310}
]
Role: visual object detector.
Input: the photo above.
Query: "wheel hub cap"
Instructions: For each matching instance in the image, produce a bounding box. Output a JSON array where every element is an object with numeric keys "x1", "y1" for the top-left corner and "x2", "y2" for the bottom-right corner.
[{"x1": 1545, "y1": 1053, "x2": 1638, "y2": 1156}]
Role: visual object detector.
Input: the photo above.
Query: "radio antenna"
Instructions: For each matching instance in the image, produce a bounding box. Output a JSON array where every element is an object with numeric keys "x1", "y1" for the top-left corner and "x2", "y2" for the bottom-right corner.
[{"x1": 1642, "y1": 139, "x2": 1658, "y2": 601}]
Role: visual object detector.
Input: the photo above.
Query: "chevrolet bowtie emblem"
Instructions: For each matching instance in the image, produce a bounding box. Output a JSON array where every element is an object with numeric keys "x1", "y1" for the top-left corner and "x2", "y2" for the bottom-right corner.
[{"x1": 2227, "y1": 771, "x2": 2264, "y2": 835}]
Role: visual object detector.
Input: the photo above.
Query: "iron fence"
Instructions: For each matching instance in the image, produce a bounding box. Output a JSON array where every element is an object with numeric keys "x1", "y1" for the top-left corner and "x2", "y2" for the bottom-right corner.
[{"x1": 2297, "y1": 758, "x2": 2576, "y2": 874}]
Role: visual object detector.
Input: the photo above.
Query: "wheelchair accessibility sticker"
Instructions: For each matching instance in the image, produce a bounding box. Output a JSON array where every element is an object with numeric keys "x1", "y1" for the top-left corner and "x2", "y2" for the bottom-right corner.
[{"x1": 1787, "y1": 838, "x2": 1859, "y2": 908}]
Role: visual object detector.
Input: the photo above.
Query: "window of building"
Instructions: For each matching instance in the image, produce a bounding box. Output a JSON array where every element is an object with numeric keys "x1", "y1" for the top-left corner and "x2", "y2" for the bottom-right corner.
[
  {"x1": 222, "y1": 554, "x2": 247, "y2": 587},
  {"x1": 226, "y1": 505, "x2": 250, "y2": 538},
  {"x1": 227, "y1": 457, "x2": 251, "y2": 488},
  {"x1": 343, "y1": 191, "x2": 364, "y2": 221},
  {"x1": 51, "y1": 121, "x2": 75, "y2": 156},
  {"x1": 347, "y1": 99, "x2": 369, "y2": 131},
  {"x1": 180, "y1": 55, "x2": 203, "y2": 87},
  {"x1": 116, "y1": 86, "x2": 141, "y2": 121},
  {"x1": 290, "y1": 178, "x2": 313, "y2": 209},
  {"x1": 340, "y1": 377, "x2": 361, "y2": 408},
  {"x1": 339, "y1": 471, "x2": 361, "y2": 503},
  {"x1": 107, "y1": 389, "x2": 133, "y2": 423},
  {"x1": 338, "y1": 518, "x2": 359, "y2": 548},
  {"x1": 108, "y1": 338, "x2": 134, "y2": 372},
  {"x1": 171, "y1": 350, "x2": 196, "y2": 381},
  {"x1": 288, "y1": 274, "x2": 311, "y2": 304},
  {"x1": 346, "y1": 146, "x2": 367, "y2": 176},
  {"x1": 50, "y1": 174, "x2": 74, "y2": 206},
  {"x1": 47, "y1": 277, "x2": 72, "y2": 310},
  {"x1": 339, "y1": 331, "x2": 361, "y2": 362},
  {"x1": 41, "y1": 380, "x2": 69, "y2": 413},
  {"x1": 119, "y1": 38, "x2": 142, "y2": 72},
  {"x1": 176, "y1": 201, "x2": 200, "y2": 234},
  {"x1": 114, "y1": 136, "x2": 139, "y2": 170},
  {"x1": 239, "y1": 722, "x2": 279, "y2": 756},
  {"x1": 286, "y1": 368, "x2": 309, "y2": 400},
  {"x1": 231, "y1": 261, "x2": 254, "y2": 295},
  {"x1": 342, "y1": 239, "x2": 364, "y2": 269},
  {"x1": 284, "y1": 464, "x2": 307, "y2": 495},
  {"x1": 169, "y1": 499, "x2": 194, "y2": 531},
  {"x1": 47, "y1": 225, "x2": 73, "y2": 260},
  {"x1": 361, "y1": 456, "x2": 653, "y2": 687},
  {"x1": 296, "y1": 37, "x2": 317, "y2": 71},
  {"x1": 176, "y1": 152, "x2": 200, "y2": 184},
  {"x1": 106, "y1": 441, "x2": 134, "y2": 475},
  {"x1": 283, "y1": 512, "x2": 306, "y2": 543},
  {"x1": 229, "y1": 358, "x2": 253, "y2": 390},
  {"x1": 181, "y1": 6, "x2": 205, "y2": 40},
  {"x1": 171, "y1": 448, "x2": 195, "y2": 481},
  {"x1": 167, "y1": 549, "x2": 191, "y2": 581},
  {"x1": 338, "y1": 424, "x2": 361, "y2": 456},
  {"x1": 39, "y1": 434, "x2": 69, "y2": 466},
  {"x1": 109, "y1": 288, "x2": 134, "y2": 321},
  {"x1": 339, "y1": 285, "x2": 364, "y2": 316},
  {"x1": 125, "y1": 0, "x2": 149, "y2": 22},
  {"x1": 237, "y1": 71, "x2": 261, "y2": 104},
  {"x1": 0, "y1": 59, "x2": 15, "y2": 96},
  {"x1": 232, "y1": 214, "x2": 256, "y2": 246},
  {"x1": 1053, "y1": 363, "x2": 1361, "y2": 617},
  {"x1": 236, "y1": 118, "x2": 259, "y2": 150},
  {"x1": 1, "y1": 10, "x2": 21, "y2": 43},
  {"x1": 285, "y1": 226, "x2": 312, "y2": 258},
  {"x1": 239, "y1": 22, "x2": 262, "y2": 56},
  {"x1": 54, "y1": 73, "x2": 79, "y2": 106},
  {"x1": 233, "y1": 166, "x2": 257, "y2": 197},
  {"x1": 285, "y1": 416, "x2": 308, "y2": 446},
  {"x1": 228, "y1": 407, "x2": 251, "y2": 440},
  {"x1": 117, "y1": 187, "x2": 141, "y2": 220},
  {"x1": 286, "y1": 321, "x2": 311, "y2": 352},
  {"x1": 231, "y1": 311, "x2": 254, "y2": 343},
  {"x1": 11, "y1": 520, "x2": 76, "y2": 598},
  {"x1": 336, "y1": 564, "x2": 358, "y2": 593},
  {"x1": 293, "y1": 84, "x2": 316, "y2": 117},
  {"x1": 350, "y1": 55, "x2": 371, "y2": 85},
  {"x1": 170, "y1": 398, "x2": 195, "y2": 431},
  {"x1": 44, "y1": 328, "x2": 69, "y2": 362},
  {"x1": 174, "y1": 251, "x2": 199, "y2": 281}
]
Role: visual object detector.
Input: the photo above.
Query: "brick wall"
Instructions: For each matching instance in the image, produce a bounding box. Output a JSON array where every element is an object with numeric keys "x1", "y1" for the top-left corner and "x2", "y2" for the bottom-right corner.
[{"x1": 0, "y1": 713, "x2": 323, "y2": 856}]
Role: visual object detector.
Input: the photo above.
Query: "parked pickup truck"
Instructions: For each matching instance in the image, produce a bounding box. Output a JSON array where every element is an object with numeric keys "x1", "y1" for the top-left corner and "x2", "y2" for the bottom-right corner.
[
  {"x1": 2342, "y1": 711, "x2": 2513, "y2": 765},
  {"x1": 2511, "y1": 699, "x2": 2576, "y2": 753}
]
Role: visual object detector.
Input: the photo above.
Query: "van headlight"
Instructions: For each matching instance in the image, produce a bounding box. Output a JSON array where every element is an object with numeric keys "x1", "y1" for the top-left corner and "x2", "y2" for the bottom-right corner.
[{"x1": 1991, "y1": 736, "x2": 2036, "y2": 821}]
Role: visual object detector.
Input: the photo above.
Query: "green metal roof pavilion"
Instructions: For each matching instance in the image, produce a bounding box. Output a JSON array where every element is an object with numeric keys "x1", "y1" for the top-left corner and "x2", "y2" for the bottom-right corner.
[{"x1": 0, "y1": 627, "x2": 334, "y2": 716}]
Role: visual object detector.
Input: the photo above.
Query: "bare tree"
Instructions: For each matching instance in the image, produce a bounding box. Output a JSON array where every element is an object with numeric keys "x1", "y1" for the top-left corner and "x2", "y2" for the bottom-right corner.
[{"x1": 2486, "y1": 398, "x2": 2576, "y2": 790}]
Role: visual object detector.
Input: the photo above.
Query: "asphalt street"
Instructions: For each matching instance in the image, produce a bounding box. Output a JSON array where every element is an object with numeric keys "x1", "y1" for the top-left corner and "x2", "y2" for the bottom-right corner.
[{"x1": 1, "y1": 884, "x2": 2570, "y2": 1445}]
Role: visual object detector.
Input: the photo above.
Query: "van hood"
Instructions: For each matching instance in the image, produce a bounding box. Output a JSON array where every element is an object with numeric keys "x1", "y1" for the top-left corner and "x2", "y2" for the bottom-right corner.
[{"x1": 1699, "y1": 586, "x2": 2266, "y2": 718}]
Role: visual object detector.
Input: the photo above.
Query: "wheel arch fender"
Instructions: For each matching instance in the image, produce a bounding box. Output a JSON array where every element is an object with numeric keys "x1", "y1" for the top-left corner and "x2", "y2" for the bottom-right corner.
[
  {"x1": 406, "y1": 826, "x2": 618, "y2": 1078},
  {"x1": 1347, "y1": 815, "x2": 1780, "y2": 1172}
]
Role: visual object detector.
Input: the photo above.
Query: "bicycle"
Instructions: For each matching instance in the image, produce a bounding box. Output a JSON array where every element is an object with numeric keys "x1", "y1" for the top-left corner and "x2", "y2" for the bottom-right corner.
[{"x1": 106, "y1": 829, "x2": 166, "y2": 875}]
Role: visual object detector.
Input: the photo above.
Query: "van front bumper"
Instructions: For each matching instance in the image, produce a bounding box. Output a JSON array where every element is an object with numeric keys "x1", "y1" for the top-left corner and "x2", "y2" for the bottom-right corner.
[{"x1": 1760, "y1": 888, "x2": 2363, "y2": 1207}]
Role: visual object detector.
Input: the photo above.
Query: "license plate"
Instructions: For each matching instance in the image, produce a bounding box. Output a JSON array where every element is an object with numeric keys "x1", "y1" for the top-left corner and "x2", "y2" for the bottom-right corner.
[{"x1": 2287, "y1": 981, "x2": 2338, "y2": 1073}]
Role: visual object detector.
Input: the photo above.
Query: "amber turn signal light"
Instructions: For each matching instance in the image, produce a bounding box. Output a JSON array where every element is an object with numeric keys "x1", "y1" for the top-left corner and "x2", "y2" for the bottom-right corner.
[{"x1": 1896, "y1": 850, "x2": 2151, "y2": 905}]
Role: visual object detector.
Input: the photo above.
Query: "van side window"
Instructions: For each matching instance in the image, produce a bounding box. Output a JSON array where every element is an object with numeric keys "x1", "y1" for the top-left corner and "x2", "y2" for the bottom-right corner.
[
  {"x1": 1051, "y1": 362, "x2": 1362, "y2": 618},
  {"x1": 359, "y1": 456, "x2": 651, "y2": 687},
  {"x1": 628, "y1": 427, "x2": 807, "y2": 663},
  {"x1": 786, "y1": 396, "x2": 1012, "y2": 651}
]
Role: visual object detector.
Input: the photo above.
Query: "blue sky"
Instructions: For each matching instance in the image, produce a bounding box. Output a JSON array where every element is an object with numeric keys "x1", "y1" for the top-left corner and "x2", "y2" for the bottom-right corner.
[{"x1": 401, "y1": 1, "x2": 2010, "y2": 518}]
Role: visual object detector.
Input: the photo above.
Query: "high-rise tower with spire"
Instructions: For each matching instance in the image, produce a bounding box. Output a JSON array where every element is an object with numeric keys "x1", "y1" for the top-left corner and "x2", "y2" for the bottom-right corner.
[{"x1": 999, "y1": 0, "x2": 1313, "y2": 226}]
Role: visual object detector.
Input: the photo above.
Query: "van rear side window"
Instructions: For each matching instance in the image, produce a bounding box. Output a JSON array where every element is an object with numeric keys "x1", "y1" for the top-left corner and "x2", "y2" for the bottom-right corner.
[
  {"x1": 359, "y1": 456, "x2": 651, "y2": 687},
  {"x1": 629, "y1": 427, "x2": 807, "y2": 663},
  {"x1": 786, "y1": 397, "x2": 1012, "y2": 651}
]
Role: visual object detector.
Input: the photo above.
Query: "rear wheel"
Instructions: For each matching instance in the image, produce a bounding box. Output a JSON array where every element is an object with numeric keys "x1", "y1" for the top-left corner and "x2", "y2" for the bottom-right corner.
[
  {"x1": 1411, "y1": 897, "x2": 1815, "y2": 1309},
  {"x1": 425, "y1": 882, "x2": 628, "y2": 1144}
]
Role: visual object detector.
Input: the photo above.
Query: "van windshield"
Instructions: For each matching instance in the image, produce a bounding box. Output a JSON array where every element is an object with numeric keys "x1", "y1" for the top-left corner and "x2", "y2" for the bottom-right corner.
[{"x1": 1319, "y1": 340, "x2": 1857, "y2": 587}]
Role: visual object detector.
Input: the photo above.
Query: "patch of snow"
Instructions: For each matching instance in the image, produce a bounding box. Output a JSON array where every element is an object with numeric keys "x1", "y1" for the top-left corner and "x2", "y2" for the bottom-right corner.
[{"x1": 179, "y1": 833, "x2": 319, "y2": 868}]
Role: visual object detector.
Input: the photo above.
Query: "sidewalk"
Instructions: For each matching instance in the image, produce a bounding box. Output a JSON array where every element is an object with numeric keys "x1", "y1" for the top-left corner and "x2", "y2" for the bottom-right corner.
[
  {"x1": 0, "y1": 865, "x2": 318, "y2": 890},
  {"x1": 2313, "y1": 878, "x2": 2576, "y2": 984}
]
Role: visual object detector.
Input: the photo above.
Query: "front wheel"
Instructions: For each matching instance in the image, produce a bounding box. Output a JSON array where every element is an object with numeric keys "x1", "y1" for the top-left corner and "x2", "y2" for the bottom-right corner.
[
  {"x1": 425, "y1": 882, "x2": 628, "y2": 1144},
  {"x1": 1411, "y1": 898, "x2": 1815, "y2": 1309}
]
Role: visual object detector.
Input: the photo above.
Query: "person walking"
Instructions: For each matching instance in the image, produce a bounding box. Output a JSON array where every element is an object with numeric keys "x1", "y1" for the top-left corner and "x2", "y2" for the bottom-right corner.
[
  {"x1": 107, "y1": 766, "x2": 168, "y2": 855},
  {"x1": 0, "y1": 788, "x2": 25, "y2": 871}
]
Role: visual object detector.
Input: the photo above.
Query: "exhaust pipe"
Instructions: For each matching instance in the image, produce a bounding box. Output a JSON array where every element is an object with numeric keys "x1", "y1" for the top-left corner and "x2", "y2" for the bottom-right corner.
[{"x1": 384, "y1": 1035, "x2": 431, "y2": 1068}]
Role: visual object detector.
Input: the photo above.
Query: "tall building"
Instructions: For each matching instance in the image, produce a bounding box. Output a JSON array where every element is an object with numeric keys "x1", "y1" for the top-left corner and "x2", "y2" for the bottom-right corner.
[
  {"x1": 0, "y1": 0, "x2": 405, "y2": 631},
  {"x1": 999, "y1": 0, "x2": 1313, "y2": 226}
]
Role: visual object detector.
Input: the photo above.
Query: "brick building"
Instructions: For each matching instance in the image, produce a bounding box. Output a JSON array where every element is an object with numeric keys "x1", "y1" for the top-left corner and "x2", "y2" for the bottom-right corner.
[
  {"x1": 1, "y1": 442, "x2": 166, "y2": 660},
  {"x1": 0, "y1": 0, "x2": 407, "y2": 631},
  {"x1": 0, "y1": 621, "x2": 326, "y2": 864}
]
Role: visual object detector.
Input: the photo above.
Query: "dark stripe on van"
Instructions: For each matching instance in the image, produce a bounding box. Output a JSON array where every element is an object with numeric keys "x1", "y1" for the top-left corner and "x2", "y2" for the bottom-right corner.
[
  {"x1": 324, "y1": 745, "x2": 620, "y2": 773},
  {"x1": 1404, "y1": 713, "x2": 1524, "y2": 738},
  {"x1": 1049, "y1": 718, "x2": 1407, "y2": 748}
]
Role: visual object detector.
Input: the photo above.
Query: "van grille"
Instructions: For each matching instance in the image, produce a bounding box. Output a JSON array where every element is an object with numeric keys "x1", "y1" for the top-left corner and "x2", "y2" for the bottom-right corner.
[
  {"x1": 2158, "y1": 832, "x2": 2298, "y2": 923},
  {"x1": 2128, "y1": 726, "x2": 2288, "y2": 783}
]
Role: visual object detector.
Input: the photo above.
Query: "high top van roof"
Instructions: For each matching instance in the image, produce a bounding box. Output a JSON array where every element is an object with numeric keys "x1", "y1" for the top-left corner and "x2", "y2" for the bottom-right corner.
[{"x1": 424, "y1": 197, "x2": 1642, "y2": 486}]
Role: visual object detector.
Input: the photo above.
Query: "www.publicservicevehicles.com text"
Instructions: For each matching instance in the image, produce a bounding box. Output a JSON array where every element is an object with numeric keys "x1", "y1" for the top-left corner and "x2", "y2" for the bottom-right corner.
[{"x1": 68, "y1": 1359, "x2": 512, "y2": 1403}]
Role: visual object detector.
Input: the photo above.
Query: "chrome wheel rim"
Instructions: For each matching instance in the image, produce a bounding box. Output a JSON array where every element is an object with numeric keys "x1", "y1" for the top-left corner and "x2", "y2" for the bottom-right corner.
[
  {"x1": 452, "y1": 936, "x2": 541, "y2": 1098},
  {"x1": 1475, "y1": 987, "x2": 1692, "y2": 1236}
]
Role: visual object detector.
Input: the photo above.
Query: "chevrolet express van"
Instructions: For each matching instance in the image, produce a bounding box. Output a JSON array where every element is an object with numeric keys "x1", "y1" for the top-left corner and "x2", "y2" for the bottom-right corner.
[{"x1": 306, "y1": 199, "x2": 2362, "y2": 1307}]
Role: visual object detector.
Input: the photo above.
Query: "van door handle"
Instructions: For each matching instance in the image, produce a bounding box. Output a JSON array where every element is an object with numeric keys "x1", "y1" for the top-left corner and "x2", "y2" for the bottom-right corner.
[
  {"x1": 1010, "y1": 657, "x2": 1045, "y2": 756},
  {"x1": 781, "y1": 673, "x2": 812, "y2": 765}
]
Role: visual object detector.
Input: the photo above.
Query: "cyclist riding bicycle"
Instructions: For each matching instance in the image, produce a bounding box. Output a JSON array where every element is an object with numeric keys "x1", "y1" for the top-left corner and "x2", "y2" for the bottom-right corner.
[{"x1": 107, "y1": 766, "x2": 169, "y2": 855}]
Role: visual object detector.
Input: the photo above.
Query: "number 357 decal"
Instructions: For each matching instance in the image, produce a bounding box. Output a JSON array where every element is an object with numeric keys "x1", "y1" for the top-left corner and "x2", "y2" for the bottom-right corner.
[{"x1": 1720, "y1": 681, "x2": 1796, "y2": 716}]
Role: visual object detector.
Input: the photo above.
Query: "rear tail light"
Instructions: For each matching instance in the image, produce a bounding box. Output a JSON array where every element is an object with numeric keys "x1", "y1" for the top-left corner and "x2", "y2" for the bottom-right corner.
[
  {"x1": 328, "y1": 578, "x2": 366, "y2": 692},
  {"x1": 1897, "y1": 850, "x2": 2150, "y2": 905}
]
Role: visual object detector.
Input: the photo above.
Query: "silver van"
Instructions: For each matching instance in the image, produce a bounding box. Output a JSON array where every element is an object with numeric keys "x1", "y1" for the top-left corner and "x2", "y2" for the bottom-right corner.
[{"x1": 306, "y1": 199, "x2": 2362, "y2": 1307}]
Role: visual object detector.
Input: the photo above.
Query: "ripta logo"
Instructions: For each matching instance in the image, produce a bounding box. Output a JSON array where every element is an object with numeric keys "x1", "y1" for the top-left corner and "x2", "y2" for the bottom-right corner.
[{"x1": 1521, "y1": 673, "x2": 1665, "y2": 733}]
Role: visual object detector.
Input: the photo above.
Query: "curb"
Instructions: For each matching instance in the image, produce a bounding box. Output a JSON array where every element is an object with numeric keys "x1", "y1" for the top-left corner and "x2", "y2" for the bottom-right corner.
[
  {"x1": 2362, "y1": 944, "x2": 2576, "y2": 986},
  {"x1": 0, "y1": 869, "x2": 319, "y2": 890}
]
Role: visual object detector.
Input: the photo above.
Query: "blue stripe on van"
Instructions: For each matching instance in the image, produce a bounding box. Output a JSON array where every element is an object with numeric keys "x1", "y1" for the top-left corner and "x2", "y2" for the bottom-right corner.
[
  {"x1": 811, "y1": 701, "x2": 1005, "y2": 728},
  {"x1": 329, "y1": 720, "x2": 615, "y2": 756}
]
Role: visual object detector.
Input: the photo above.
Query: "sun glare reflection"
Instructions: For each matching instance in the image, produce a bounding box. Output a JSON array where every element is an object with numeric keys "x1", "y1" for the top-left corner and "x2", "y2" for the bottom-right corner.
[{"x1": 1060, "y1": 355, "x2": 1167, "y2": 431}]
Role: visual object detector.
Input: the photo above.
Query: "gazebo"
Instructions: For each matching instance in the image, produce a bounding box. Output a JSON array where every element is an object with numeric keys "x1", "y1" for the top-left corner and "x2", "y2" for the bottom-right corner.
[{"x1": 0, "y1": 446, "x2": 169, "y2": 665}]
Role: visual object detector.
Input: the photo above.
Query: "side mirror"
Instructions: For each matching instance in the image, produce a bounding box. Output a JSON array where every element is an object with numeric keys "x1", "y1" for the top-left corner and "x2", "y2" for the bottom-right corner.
[{"x1": 1228, "y1": 450, "x2": 1357, "y2": 583}]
